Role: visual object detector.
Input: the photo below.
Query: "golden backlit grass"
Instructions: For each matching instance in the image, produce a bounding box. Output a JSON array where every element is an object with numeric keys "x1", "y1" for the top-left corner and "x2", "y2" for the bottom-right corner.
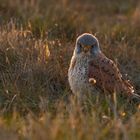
[{"x1": 0, "y1": 0, "x2": 140, "y2": 139}]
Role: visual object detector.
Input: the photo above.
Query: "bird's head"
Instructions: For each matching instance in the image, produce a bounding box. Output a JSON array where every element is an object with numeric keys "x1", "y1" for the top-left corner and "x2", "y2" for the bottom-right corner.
[{"x1": 74, "y1": 33, "x2": 101, "y2": 57}]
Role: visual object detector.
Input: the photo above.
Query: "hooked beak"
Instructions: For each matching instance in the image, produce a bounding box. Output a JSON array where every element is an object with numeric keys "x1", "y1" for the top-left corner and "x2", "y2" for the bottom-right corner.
[{"x1": 83, "y1": 46, "x2": 91, "y2": 53}]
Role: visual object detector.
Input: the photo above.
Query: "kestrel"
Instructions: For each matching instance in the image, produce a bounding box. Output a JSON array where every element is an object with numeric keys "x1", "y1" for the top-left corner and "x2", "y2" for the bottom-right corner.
[{"x1": 68, "y1": 33, "x2": 140, "y2": 101}]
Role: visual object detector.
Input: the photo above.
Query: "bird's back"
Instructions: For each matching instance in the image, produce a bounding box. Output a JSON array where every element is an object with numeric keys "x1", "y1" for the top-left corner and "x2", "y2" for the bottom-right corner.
[{"x1": 88, "y1": 53, "x2": 134, "y2": 97}]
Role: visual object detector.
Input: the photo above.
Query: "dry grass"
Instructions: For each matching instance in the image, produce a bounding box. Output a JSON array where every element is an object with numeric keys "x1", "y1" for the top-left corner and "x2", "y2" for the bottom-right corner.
[{"x1": 0, "y1": 0, "x2": 140, "y2": 139}]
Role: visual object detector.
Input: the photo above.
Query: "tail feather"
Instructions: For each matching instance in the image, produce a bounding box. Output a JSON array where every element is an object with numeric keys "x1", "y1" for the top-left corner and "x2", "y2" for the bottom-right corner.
[
  {"x1": 130, "y1": 93, "x2": 140, "y2": 103},
  {"x1": 133, "y1": 93, "x2": 140, "y2": 98}
]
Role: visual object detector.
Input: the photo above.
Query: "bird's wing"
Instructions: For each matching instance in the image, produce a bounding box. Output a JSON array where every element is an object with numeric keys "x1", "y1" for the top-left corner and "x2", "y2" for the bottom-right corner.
[{"x1": 88, "y1": 53, "x2": 134, "y2": 96}]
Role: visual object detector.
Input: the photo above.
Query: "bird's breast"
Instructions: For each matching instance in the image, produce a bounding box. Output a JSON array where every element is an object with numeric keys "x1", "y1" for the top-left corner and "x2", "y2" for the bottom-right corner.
[{"x1": 68, "y1": 56, "x2": 94, "y2": 95}]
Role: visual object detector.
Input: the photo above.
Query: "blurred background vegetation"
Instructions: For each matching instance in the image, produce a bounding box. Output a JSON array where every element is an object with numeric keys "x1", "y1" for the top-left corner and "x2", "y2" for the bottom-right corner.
[{"x1": 0, "y1": 0, "x2": 140, "y2": 139}]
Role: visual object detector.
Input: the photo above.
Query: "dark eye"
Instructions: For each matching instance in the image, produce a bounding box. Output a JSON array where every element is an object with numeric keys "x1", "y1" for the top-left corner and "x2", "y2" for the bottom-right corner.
[
  {"x1": 91, "y1": 45, "x2": 95, "y2": 48},
  {"x1": 79, "y1": 43, "x2": 82, "y2": 48},
  {"x1": 77, "y1": 43, "x2": 82, "y2": 54},
  {"x1": 90, "y1": 45, "x2": 95, "y2": 53}
]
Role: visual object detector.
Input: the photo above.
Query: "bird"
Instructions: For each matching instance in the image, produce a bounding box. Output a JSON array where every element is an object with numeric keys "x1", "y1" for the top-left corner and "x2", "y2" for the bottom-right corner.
[{"x1": 68, "y1": 33, "x2": 140, "y2": 101}]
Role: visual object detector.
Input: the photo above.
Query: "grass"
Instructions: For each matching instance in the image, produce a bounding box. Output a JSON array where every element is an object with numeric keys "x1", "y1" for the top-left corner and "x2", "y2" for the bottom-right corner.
[{"x1": 0, "y1": 0, "x2": 140, "y2": 139}]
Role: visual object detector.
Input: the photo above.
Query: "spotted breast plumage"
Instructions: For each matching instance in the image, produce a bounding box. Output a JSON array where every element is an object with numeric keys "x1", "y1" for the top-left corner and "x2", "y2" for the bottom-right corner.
[{"x1": 68, "y1": 33, "x2": 140, "y2": 100}]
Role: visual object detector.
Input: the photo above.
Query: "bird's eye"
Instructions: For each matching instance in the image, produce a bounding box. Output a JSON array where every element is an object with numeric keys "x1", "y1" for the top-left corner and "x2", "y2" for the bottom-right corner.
[
  {"x1": 79, "y1": 44, "x2": 82, "y2": 48},
  {"x1": 77, "y1": 43, "x2": 82, "y2": 54},
  {"x1": 90, "y1": 44, "x2": 95, "y2": 54}
]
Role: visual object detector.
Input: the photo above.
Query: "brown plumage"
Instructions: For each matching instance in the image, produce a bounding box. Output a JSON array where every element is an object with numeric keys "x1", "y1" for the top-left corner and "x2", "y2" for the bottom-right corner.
[
  {"x1": 68, "y1": 33, "x2": 140, "y2": 101},
  {"x1": 88, "y1": 53, "x2": 134, "y2": 97}
]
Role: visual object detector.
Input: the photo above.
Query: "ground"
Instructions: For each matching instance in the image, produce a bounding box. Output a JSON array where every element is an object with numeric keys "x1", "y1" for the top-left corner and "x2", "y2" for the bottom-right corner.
[{"x1": 0, "y1": 0, "x2": 140, "y2": 140}]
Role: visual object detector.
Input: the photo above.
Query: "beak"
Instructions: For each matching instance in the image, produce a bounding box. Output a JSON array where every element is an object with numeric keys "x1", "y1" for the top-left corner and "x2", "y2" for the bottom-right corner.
[{"x1": 83, "y1": 46, "x2": 91, "y2": 53}]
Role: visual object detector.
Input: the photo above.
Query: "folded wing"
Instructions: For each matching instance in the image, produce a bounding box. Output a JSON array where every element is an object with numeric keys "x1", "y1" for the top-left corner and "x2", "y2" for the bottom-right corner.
[{"x1": 88, "y1": 53, "x2": 134, "y2": 97}]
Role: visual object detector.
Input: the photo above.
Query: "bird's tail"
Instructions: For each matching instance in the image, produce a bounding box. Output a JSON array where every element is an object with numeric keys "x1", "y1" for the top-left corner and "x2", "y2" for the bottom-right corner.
[
  {"x1": 130, "y1": 93, "x2": 140, "y2": 103},
  {"x1": 122, "y1": 78, "x2": 140, "y2": 102}
]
